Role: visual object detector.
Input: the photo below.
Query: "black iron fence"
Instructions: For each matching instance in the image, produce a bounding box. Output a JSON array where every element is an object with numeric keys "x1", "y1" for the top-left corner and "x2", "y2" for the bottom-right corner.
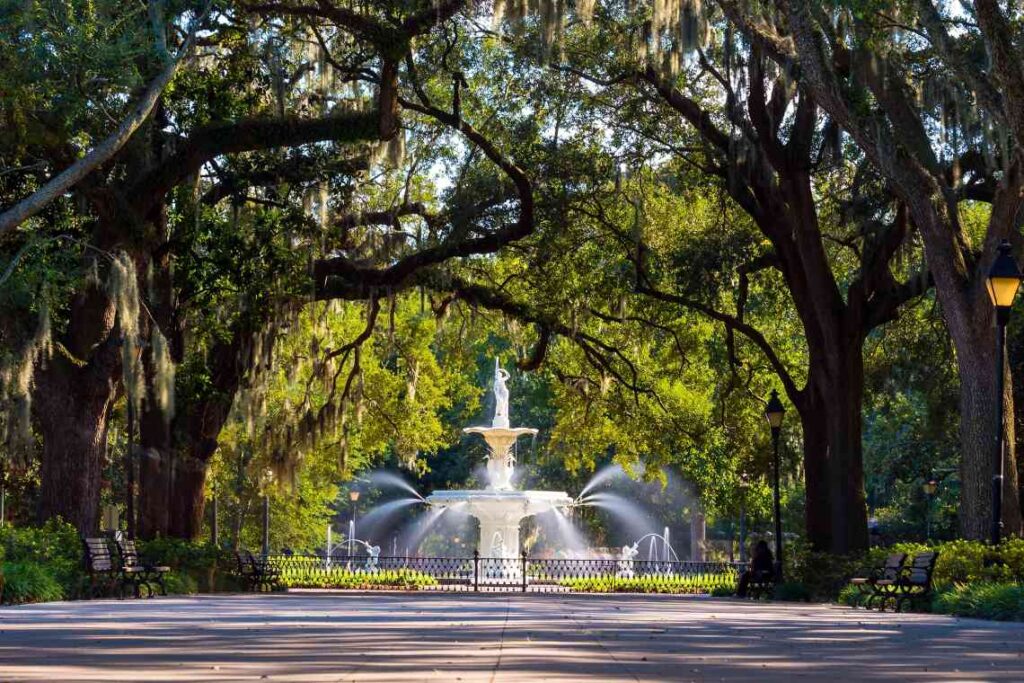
[{"x1": 268, "y1": 552, "x2": 742, "y2": 594}]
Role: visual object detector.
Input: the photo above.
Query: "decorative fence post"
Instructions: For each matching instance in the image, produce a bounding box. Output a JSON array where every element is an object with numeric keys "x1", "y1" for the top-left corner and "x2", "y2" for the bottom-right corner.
[
  {"x1": 521, "y1": 551, "x2": 528, "y2": 593},
  {"x1": 473, "y1": 550, "x2": 480, "y2": 592}
]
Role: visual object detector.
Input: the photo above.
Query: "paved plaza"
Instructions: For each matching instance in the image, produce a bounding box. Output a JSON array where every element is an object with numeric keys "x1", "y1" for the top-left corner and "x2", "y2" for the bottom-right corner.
[{"x1": 2, "y1": 592, "x2": 1024, "y2": 681}]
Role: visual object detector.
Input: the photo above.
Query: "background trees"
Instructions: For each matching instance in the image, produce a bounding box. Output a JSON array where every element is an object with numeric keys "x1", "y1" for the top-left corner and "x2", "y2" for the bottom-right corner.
[{"x1": 0, "y1": 0, "x2": 1005, "y2": 555}]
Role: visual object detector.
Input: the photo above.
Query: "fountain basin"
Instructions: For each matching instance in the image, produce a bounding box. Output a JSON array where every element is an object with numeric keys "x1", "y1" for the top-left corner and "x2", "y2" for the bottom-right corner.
[{"x1": 426, "y1": 489, "x2": 572, "y2": 559}]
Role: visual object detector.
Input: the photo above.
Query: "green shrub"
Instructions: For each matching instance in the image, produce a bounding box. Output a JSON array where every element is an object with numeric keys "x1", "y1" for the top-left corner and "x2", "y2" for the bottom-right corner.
[
  {"x1": 558, "y1": 572, "x2": 736, "y2": 595},
  {"x1": 858, "y1": 539, "x2": 1024, "y2": 589},
  {"x1": 783, "y1": 540, "x2": 863, "y2": 601},
  {"x1": 933, "y1": 583, "x2": 1024, "y2": 621},
  {"x1": 278, "y1": 565, "x2": 437, "y2": 590},
  {"x1": 709, "y1": 584, "x2": 735, "y2": 597},
  {"x1": 836, "y1": 583, "x2": 862, "y2": 607},
  {"x1": 138, "y1": 538, "x2": 235, "y2": 592},
  {"x1": 161, "y1": 570, "x2": 198, "y2": 595},
  {"x1": 0, "y1": 561, "x2": 64, "y2": 604},
  {"x1": 0, "y1": 518, "x2": 83, "y2": 597},
  {"x1": 772, "y1": 581, "x2": 811, "y2": 602},
  {"x1": 781, "y1": 538, "x2": 1024, "y2": 606}
]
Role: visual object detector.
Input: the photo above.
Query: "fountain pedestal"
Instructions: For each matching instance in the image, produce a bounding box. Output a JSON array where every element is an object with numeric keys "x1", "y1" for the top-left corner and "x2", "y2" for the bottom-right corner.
[{"x1": 427, "y1": 489, "x2": 573, "y2": 559}]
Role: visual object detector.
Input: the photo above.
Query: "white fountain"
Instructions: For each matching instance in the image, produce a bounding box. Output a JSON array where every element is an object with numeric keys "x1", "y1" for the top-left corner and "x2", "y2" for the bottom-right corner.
[{"x1": 426, "y1": 358, "x2": 573, "y2": 560}]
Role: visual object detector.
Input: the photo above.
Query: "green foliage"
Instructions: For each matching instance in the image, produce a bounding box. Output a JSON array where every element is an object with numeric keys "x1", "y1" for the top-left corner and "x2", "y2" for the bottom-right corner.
[
  {"x1": 139, "y1": 537, "x2": 231, "y2": 571},
  {"x1": 861, "y1": 539, "x2": 1024, "y2": 588},
  {"x1": 784, "y1": 541, "x2": 865, "y2": 601},
  {"x1": 0, "y1": 518, "x2": 82, "y2": 595},
  {"x1": 933, "y1": 583, "x2": 1024, "y2": 621},
  {"x1": 138, "y1": 537, "x2": 236, "y2": 592},
  {"x1": 772, "y1": 581, "x2": 811, "y2": 602},
  {"x1": 0, "y1": 561, "x2": 64, "y2": 604},
  {"x1": 709, "y1": 583, "x2": 735, "y2": 597},
  {"x1": 558, "y1": 572, "x2": 736, "y2": 594},
  {"x1": 836, "y1": 583, "x2": 862, "y2": 607},
  {"x1": 278, "y1": 566, "x2": 437, "y2": 590},
  {"x1": 161, "y1": 570, "x2": 199, "y2": 596}
]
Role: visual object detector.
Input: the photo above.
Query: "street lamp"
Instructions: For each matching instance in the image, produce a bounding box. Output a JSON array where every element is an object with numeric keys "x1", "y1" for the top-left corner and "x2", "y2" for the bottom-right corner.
[
  {"x1": 738, "y1": 472, "x2": 750, "y2": 563},
  {"x1": 260, "y1": 469, "x2": 273, "y2": 558},
  {"x1": 987, "y1": 239, "x2": 1022, "y2": 545},
  {"x1": 765, "y1": 389, "x2": 785, "y2": 582},
  {"x1": 922, "y1": 478, "x2": 938, "y2": 540},
  {"x1": 349, "y1": 490, "x2": 360, "y2": 563}
]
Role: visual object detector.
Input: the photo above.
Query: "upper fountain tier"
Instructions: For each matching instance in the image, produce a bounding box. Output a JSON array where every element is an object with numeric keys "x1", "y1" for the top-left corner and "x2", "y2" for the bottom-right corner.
[{"x1": 462, "y1": 358, "x2": 538, "y2": 491}]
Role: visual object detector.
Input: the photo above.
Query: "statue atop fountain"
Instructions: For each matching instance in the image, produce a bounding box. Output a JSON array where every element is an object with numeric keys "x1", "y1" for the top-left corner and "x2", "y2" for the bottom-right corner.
[
  {"x1": 426, "y1": 358, "x2": 572, "y2": 565},
  {"x1": 463, "y1": 358, "x2": 538, "y2": 491},
  {"x1": 492, "y1": 357, "x2": 510, "y2": 429}
]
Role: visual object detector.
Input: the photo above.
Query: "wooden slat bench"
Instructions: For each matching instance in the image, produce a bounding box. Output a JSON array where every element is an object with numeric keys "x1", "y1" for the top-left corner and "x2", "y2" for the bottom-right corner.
[
  {"x1": 848, "y1": 552, "x2": 906, "y2": 608},
  {"x1": 746, "y1": 569, "x2": 776, "y2": 600},
  {"x1": 82, "y1": 538, "x2": 117, "y2": 598},
  {"x1": 874, "y1": 551, "x2": 939, "y2": 612},
  {"x1": 115, "y1": 538, "x2": 169, "y2": 598},
  {"x1": 234, "y1": 550, "x2": 282, "y2": 592}
]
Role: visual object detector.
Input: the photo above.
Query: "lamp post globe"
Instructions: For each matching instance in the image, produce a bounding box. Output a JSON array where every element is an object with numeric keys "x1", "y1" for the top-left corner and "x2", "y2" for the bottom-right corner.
[
  {"x1": 987, "y1": 240, "x2": 1022, "y2": 545},
  {"x1": 764, "y1": 389, "x2": 785, "y2": 581}
]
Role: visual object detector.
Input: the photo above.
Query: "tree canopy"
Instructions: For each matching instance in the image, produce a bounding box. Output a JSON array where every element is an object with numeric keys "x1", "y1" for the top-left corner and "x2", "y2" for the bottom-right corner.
[{"x1": 0, "y1": 0, "x2": 1018, "y2": 557}]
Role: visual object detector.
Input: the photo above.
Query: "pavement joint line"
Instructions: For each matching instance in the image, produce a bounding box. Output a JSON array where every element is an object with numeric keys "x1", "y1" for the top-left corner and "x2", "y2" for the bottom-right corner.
[
  {"x1": 564, "y1": 601, "x2": 643, "y2": 683},
  {"x1": 487, "y1": 594, "x2": 513, "y2": 683}
]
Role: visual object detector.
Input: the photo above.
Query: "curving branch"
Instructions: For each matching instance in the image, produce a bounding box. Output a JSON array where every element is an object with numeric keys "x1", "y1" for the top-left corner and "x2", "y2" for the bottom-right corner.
[
  {"x1": 312, "y1": 55, "x2": 535, "y2": 293},
  {"x1": 133, "y1": 110, "x2": 381, "y2": 214},
  {"x1": 0, "y1": 1, "x2": 212, "y2": 236}
]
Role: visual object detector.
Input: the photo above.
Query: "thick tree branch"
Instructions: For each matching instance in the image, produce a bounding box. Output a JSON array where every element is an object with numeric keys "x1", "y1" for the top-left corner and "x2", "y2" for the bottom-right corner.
[
  {"x1": 133, "y1": 110, "x2": 381, "y2": 214},
  {"x1": 0, "y1": 1, "x2": 211, "y2": 236}
]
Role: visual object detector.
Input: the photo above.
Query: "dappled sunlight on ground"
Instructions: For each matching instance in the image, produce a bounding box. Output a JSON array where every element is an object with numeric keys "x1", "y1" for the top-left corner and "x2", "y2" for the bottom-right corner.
[{"x1": 1, "y1": 593, "x2": 1023, "y2": 681}]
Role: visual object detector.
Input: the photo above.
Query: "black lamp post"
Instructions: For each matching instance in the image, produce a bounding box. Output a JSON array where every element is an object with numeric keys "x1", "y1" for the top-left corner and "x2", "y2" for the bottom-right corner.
[
  {"x1": 922, "y1": 478, "x2": 938, "y2": 541},
  {"x1": 260, "y1": 470, "x2": 272, "y2": 558},
  {"x1": 125, "y1": 398, "x2": 136, "y2": 539},
  {"x1": 986, "y1": 239, "x2": 1022, "y2": 545},
  {"x1": 738, "y1": 472, "x2": 750, "y2": 564},
  {"x1": 765, "y1": 389, "x2": 785, "y2": 582},
  {"x1": 349, "y1": 490, "x2": 360, "y2": 563}
]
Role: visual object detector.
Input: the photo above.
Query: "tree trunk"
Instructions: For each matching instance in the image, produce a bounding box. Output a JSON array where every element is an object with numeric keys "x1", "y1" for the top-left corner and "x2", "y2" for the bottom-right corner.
[
  {"x1": 168, "y1": 460, "x2": 208, "y2": 538},
  {"x1": 136, "y1": 314, "x2": 255, "y2": 539},
  {"x1": 34, "y1": 285, "x2": 120, "y2": 534},
  {"x1": 796, "y1": 342, "x2": 868, "y2": 554},
  {"x1": 956, "y1": 326, "x2": 1022, "y2": 539},
  {"x1": 35, "y1": 348, "x2": 119, "y2": 533},
  {"x1": 136, "y1": 320, "x2": 175, "y2": 539},
  {"x1": 819, "y1": 343, "x2": 869, "y2": 553},
  {"x1": 798, "y1": 396, "x2": 831, "y2": 551},
  {"x1": 135, "y1": 448, "x2": 171, "y2": 540}
]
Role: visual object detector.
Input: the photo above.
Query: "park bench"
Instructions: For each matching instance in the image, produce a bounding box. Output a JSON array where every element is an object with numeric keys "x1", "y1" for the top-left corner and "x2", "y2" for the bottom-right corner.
[
  {"x1": 745, "y1": 568, "x2": 775, "y2": 599},
  {"x1": 847, "y1": 552, "x2": 906, "y2": 609},
  {"x1": 234, "y1": 550, "x2": 282, "y2": 592},
  {"x1": 115, "y1": 538, "x2": 169, "y2": 598},
  {"x1": 873, "y1": 551, "x2": 939, "y2": 612},
  {"x1": 82, "y1": 537, "x2": 118, "y2": 598}
]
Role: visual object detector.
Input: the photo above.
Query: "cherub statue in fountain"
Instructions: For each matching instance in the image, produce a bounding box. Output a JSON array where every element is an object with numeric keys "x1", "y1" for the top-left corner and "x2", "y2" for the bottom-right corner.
[
  {"x1": 492, "y1": 357, "x2": 510, "y2": 429},
  {"x1": 490, "y1": 531, "x2": 506, "y2": 559},
  {"x1": 616, "y1": 542, "x2": 639, "y2": 579},
  {"x1": 365, "y1": 544, "x2": 381, "y2": 571}
]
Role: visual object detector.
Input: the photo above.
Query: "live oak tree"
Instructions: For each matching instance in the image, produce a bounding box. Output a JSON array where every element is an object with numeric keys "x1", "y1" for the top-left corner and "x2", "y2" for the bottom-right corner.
[
  {"x1": 474, "y1": 0, "x2": 925, "y2": 552},
  {"x1": 0, "y1": 0, "x2": 476, "y2": 533},
  {"x1": 718, "y1": 0, "x2": 1024, "y2": 539}
]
